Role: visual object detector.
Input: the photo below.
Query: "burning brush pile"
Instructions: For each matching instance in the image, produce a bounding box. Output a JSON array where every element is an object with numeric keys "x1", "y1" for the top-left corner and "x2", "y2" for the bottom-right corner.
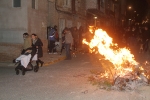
[{"x1": 83, "y1": 29, "x2": 150, "y2": 91}]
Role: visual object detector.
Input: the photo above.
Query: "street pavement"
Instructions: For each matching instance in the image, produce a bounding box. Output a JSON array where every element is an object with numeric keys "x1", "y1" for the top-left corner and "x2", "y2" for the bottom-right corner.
[
  {"x1": 0, "y1": 52, "x2": 150, "y2": 100},
  {"x1": 1, "y1": 44, "x2": 150, "y2": 100}
]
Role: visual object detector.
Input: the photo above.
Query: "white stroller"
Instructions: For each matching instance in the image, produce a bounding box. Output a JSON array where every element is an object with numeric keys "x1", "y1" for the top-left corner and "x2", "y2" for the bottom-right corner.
[{"x1": 14, "y1": 52, "x2": 38, "y2": 75}]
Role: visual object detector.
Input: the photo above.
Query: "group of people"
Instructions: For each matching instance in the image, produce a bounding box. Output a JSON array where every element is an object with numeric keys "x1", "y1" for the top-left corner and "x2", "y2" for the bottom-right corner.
[
  {"x1": 23, "y1": 33, "x2": 44, "y2": 66},
  {"x1": 14, "y1": 24, "x2": 84, "y2": 75},
  {"x1": 109, "y1": 24, "x2": 150, "y2": 53},
  {"x1": 48, "y1": 25, "x2": 59, "y2": 54},
  {"x1": 15, "y1": 33, "x2": 44, "y2": 75},
  {"x1": 80, "y1": 24, "x2": 150, "y2": 55},
  {"x1": 15, "y1": 24, "x2": 84, "y2": 75},
  {"x1": 48, "y1": 25, "x2": 83, "y2": 60}
]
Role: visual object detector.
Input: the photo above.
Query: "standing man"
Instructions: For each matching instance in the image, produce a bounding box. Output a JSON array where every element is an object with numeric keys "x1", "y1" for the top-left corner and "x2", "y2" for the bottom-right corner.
[
  {"x1": 79, "y1": 26, "x2": 83, "y2": 47},
  {"x1": 72, "y1": 27, "x2": 79, "y2": 51},
  {"x1": 21, "y1": 33, "x2": 32, "y2": 54},
  {"x1": 48, "y1": 26, "x2": 57, "y2": 54},
  {"x1": 64, "y1": 27, "x2": 73, "y2": 60}
]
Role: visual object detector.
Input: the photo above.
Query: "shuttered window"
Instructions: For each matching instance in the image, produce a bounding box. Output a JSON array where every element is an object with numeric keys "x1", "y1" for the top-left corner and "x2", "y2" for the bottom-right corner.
[
  {"x1": 63, "y1": 0, "x2": 71, "y2": 8},
  {"x1": 13, "y1": 0, "x2": 21, "y2": 7}
]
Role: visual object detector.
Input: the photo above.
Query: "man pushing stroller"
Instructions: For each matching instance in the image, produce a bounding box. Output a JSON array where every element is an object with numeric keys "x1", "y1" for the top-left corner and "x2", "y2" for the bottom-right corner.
[{"x1": 14, "y1": 33, "x2": 44, "y2": 75}]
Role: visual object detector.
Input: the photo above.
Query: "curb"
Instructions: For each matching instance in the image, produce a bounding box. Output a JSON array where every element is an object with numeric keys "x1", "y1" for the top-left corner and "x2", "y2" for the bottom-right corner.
[
  {"x1": 0, "y1": 56, "x2": 66, "y2": 67},
  {"x1": 43, "y1": 56, "x2": 66, "y2": 66}
]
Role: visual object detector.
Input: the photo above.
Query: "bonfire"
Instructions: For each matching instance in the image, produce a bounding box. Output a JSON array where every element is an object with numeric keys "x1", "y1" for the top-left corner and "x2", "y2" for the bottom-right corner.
[{"x1": 83, "y1": 29, "x2": 150, "y2": 91}]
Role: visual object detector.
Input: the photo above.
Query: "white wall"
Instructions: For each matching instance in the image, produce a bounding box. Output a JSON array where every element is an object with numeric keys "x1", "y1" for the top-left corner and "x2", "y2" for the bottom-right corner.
[
  {"x1": 0, "y1": 0, "x2": 28, "y2": 43},
  {"x1": 27, "y1": 0, "x2": 48, "y2": 40}
]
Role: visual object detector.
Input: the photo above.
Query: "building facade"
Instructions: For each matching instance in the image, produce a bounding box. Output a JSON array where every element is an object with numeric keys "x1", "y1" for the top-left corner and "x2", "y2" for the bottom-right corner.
[
  {"x1": 0, "y1": 0, "x2": 48, "y2": 44},
  {"x1": 86, "y1": 0, "x2": 127, "y2": 29},
  {"x1": 47, "y1": 0, "x2": 86, "y2": 38},
  {"x1": 0, "y1": 0, "x2": 128, "y2": 62},
  {"x1": 0, "y1": 0, "x2": 87, "y2": 61},
  {"x1": 0, "y1": 0, "x2": 48, "y2": 61}
]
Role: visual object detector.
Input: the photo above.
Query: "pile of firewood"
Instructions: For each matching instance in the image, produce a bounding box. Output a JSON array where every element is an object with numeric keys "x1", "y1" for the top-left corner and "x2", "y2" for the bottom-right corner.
[
  {"x1": 112, "y1": 64, "x2": 150, "y2": 90},
  {"x1": 89, "y1": 64, "x2": 150, "y2": 91}
]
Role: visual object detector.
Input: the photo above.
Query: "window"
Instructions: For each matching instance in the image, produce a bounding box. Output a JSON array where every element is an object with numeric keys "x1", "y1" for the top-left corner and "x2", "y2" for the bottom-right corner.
[
  {"x1": 59, "y1": 19, "x2": 65, "y2": 38},
  {"x1": 13, "y1": 0, "x2": 21, "y2": 7},
  {"x1": 32, "y1": 0, "x2": 38, "y2": 9},
  {"x1": 75, "y1": 0, "x2": 80, "y2": 11},
  {"x1": 66, "y1": 20, "x2": 72, "y2": 28},
  {"x1": 63, "y1": 0, "x2": 71, "y2": 8}
]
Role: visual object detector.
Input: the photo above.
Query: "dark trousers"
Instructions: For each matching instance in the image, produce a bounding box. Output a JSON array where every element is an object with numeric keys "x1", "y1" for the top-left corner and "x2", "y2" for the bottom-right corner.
[
  {"x1": 73, "y1": 41, "x2": 78, "y2": 51},
  {"x1": 60, "y1": 43, "x2": 65, "y2": 54},
  {"x1": 65, "y1": 43, "x2": 71, "y2": 59},
  {"x1": 49, "y1": 40, "x2": 56, "y2": 53}
]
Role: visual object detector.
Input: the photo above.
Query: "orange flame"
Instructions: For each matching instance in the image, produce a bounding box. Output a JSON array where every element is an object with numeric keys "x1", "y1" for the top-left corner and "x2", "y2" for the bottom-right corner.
[{"x1": 83, "y1": 29, "x2": 138, "y2": 78}]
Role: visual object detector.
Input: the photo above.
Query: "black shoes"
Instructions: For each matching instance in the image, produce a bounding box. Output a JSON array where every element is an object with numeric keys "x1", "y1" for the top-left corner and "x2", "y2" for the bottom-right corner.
[
  {"x1": 36, "y1": 60, "x2": 44, "y2": 67},
  {"x1": 34, "y1": 65, "x2": 39, "y2": 72}
]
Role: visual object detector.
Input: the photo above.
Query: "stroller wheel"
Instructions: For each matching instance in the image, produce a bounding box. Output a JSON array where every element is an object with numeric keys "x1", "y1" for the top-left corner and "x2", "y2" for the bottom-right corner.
[{"x1": 16, "y1": 70, "x2": 19, "y2": 75}]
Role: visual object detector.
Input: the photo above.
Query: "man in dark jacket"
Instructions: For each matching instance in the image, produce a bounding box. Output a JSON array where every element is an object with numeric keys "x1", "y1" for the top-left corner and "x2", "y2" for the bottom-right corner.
[{"x1": 48, "y1": 27, "x2": 56, "y2": 54}]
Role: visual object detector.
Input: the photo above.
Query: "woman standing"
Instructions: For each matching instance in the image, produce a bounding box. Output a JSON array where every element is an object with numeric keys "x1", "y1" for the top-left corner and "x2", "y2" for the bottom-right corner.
[{"x1": 31, "y1": 34, "x2": 44, "y2": 68}]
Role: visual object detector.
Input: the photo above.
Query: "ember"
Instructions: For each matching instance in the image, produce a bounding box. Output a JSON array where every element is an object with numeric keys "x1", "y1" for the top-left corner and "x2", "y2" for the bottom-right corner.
[{"x1": 83, "y1": 29, "x2": 150, "y2": 90}]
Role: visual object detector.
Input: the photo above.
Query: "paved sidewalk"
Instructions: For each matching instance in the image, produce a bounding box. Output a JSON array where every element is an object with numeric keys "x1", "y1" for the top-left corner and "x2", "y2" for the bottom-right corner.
[
  {"x1": 0, "y1": 52, "x2": 66, "y2": 67},
  {"x1": 41, "y1": 52, "x2": 66, "y2": 66}
]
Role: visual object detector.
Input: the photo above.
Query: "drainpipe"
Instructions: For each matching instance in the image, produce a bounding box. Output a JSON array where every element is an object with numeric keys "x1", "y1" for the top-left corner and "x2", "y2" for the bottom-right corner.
[{"x1": 47, "y1": 0, "x2": 51, "y2": 27}]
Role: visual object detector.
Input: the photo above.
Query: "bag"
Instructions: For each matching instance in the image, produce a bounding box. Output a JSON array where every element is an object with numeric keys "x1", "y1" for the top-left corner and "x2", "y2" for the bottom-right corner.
[{"x1": 55, "y1": 31, "x2": 59, "y2": 41}]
